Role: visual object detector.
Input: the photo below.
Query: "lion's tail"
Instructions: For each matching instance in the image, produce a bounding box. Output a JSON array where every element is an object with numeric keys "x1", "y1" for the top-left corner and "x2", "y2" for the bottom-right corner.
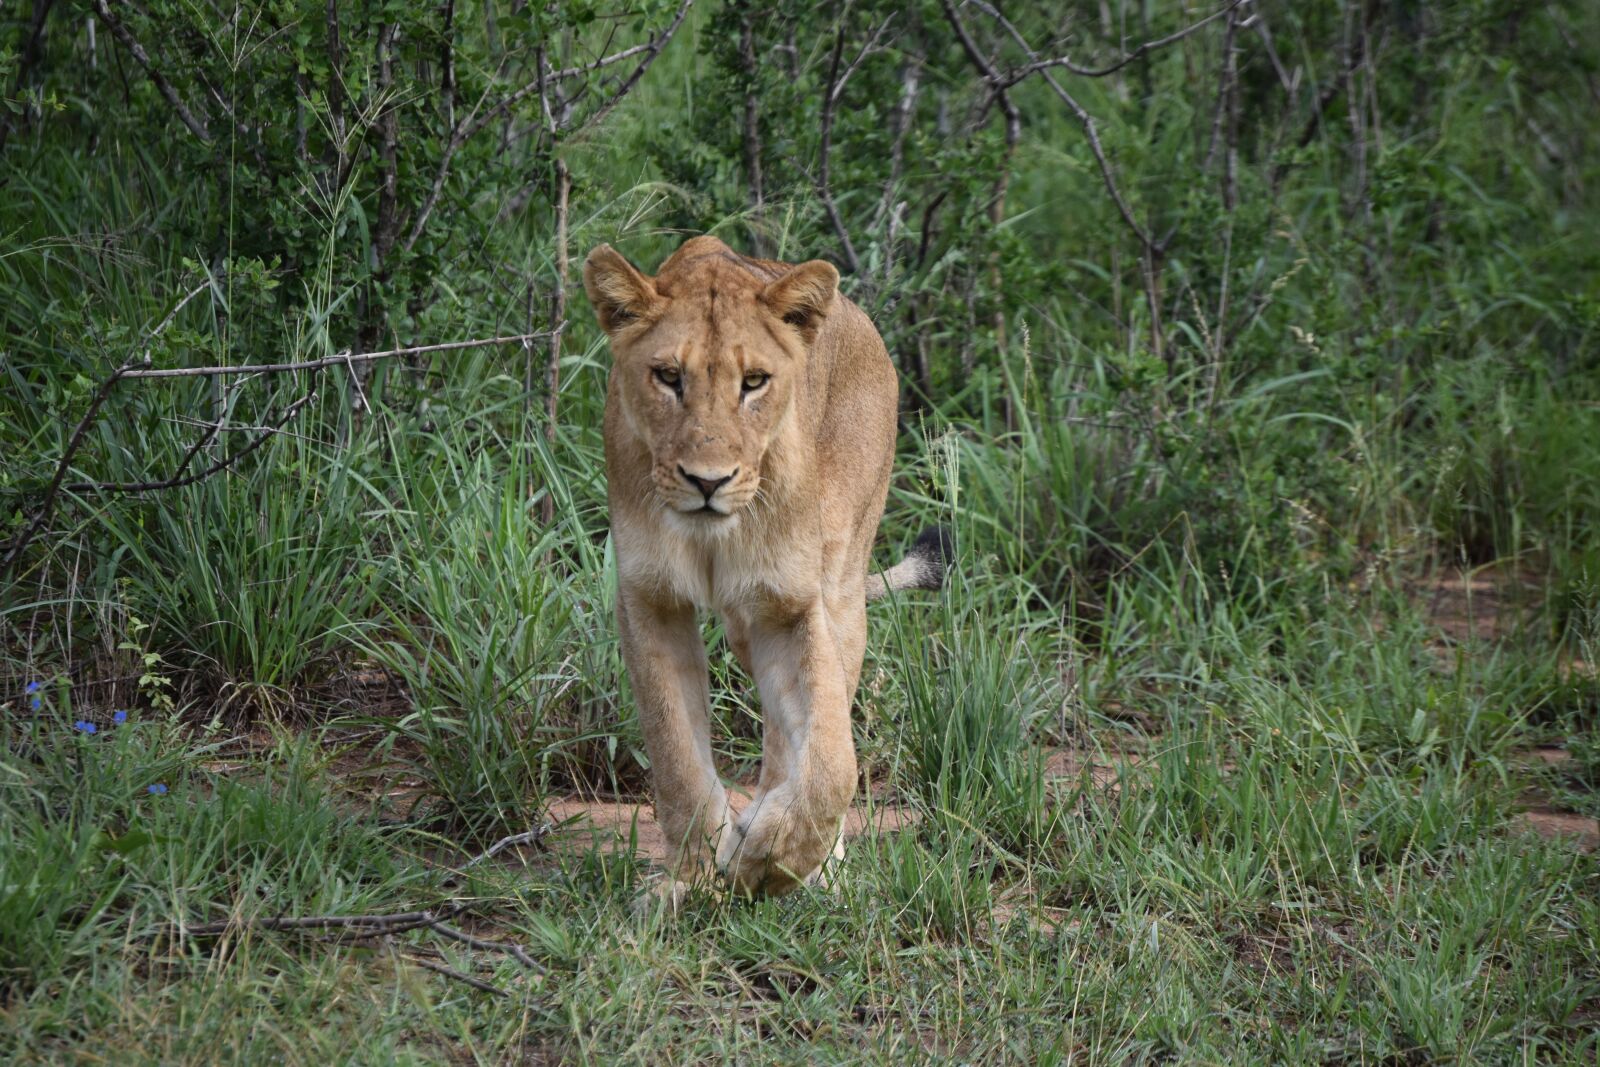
[{"x1": 865, "y1": 526, "x2": 954, "y2": 602}]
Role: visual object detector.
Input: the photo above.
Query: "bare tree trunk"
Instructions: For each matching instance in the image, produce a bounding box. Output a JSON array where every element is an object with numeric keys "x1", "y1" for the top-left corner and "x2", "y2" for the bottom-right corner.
[
  {"x1": 737, "y1": 4, "x2": 768, "y2": 256},
  {"x1": 541, "y1": 162, "x2": 570, "y2": 527}
]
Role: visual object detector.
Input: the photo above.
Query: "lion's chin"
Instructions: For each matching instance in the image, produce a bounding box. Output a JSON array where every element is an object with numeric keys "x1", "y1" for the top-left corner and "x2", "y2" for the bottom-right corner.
[{"x1": 662, "y1": 505, "x2": 742, "y2": 538}]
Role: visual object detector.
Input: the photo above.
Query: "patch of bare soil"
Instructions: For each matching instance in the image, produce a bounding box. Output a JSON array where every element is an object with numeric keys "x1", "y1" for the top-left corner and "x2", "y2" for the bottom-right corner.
[
  {"x1": 543, "y1": 784, "x2": 921, "y2": 864},
  {"x1": 1412, "y1": 565, "x2": 1532, "y2": 647},
  {"x1": 1516, "y1": 808, "x2": 1600, "y2": 852},
  {"x1": 1413, "y1": 575, "x2": 1600, "y2": 853},
  {"x1": 1413, "y1": 564, "x2": 1594, "y2": 678},
  {"x1": 1510, "y1": 747, "x2": 1600, "y2": 852},
  {"x1": 1045, "y1": 747, "x2": 1134, "y2": 792}
]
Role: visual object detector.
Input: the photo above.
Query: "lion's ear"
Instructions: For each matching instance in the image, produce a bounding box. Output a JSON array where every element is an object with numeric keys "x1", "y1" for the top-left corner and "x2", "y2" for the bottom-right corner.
[
  {"x1": 583, "y1": 244, "x2": 660, "y2": 335},
  {"x1": 760, "y1": 260, "x2": 839, "y2": 344}
]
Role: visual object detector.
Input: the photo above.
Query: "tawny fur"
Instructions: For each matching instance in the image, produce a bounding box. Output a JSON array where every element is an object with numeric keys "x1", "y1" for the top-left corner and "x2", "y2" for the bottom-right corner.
[{"x1": 584, "y1": 235, "x2": 927, "y2": 904}]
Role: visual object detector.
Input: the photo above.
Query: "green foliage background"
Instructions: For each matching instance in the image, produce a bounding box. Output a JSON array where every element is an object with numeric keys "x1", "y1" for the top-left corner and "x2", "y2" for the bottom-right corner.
[{"x1": 2, "y1": 0, "x2": 1599, "y2": 1061}]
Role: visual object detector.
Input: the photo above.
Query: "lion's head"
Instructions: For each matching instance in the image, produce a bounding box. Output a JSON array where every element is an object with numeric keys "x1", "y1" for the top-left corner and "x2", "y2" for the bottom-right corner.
[{"x1": 583, "y1": 237, "x2": 839, "y2": 525}]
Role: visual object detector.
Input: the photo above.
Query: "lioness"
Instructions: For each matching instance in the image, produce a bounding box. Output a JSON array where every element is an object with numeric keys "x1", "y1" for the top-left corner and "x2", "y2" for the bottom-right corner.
[{"x1": 583, "y1": 235, "x2": 945, "y2": 904}]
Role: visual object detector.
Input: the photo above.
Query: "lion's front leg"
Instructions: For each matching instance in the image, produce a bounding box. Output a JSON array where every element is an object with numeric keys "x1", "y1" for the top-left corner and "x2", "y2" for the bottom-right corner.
[
  {"x1": 723, "y1": 601, "x2": 857, "y2": 895},
  {"x1": 617, "y1": 590, "x2": 732, "y2": 904}
]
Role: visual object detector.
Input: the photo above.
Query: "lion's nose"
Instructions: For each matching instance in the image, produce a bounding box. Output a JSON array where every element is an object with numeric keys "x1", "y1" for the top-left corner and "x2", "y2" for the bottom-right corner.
[{"x1": 679, "y1": 465, "x2": 737, "y2": 503}]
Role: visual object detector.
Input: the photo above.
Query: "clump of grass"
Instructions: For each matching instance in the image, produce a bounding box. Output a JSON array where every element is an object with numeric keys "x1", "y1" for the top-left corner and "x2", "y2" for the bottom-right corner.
[
  {"x1": 88, "y1": 427, "x2": 386, "y2": 717},
  {"x1": 350, "y1": 418, "x2": 625, "y2": 840},
  {"x1": 877, "y1": 535, "x2": 1064, "y2": 858}
]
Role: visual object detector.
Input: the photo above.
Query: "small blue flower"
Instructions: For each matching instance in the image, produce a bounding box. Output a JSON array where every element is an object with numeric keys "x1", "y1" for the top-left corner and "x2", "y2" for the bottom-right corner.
[
  {"x1": 27, "y1": 681, "x2": 42, "y2": 710},
  {"x1": 73, "y1": 720, "x2": 97, "y2": 734},
  {"x1": 146, "y1": 783, "x2": 168, "y2": 795},
  {"x1": 113, "y1": 710, "x2": 128, "y2": 724}
]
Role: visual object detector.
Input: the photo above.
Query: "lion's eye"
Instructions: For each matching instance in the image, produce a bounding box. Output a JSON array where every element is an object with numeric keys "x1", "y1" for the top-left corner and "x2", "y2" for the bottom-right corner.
[
  {"x1": 654, "y1": 366, "x2": 682, "y2": 392},
  {"x1": 742, "y1": 372, "x2": 770, "y2": 393}
]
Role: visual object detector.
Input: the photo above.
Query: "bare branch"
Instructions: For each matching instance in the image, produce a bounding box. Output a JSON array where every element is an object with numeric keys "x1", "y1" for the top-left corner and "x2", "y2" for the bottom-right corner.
[
  {"x1": 967, "y1": 0, "x2": 1158, "y2": 253},
  {"x1": 877, "y1": 57, "x2": 921, "y2": 225},
  {"x1": 0, "y1": 280, "x2": 211, "y2": 574},
  {"x1": 999, "y1": 0, "x2": 1247, "y2": 84},
  {"x1": 566, "y1": 0, "x2": 694, "y2": 139},
  {"x1": 401, "y1": 952, "x2": 507, "y2": 997},
  {"x1": 1201, "y1": 5, "x2": 1241, "y2": 212},
  {"x1": 1246, "y1": 9, "x2": 1297, "y2": 94},
  {"x1": 830, "y1": 15, "x2": 896, "y2": 103},
  {"x1": 940, "y1": 0, "x2": 1027, "y2": 378},
  {"x1": 460, "y1": 41, "x2": 658, "y2": 143},
  {"x1": 403, "y1": 77, "x2": 500, "y2": 254},
  {"x1": 91, "y1": 0, "x2": 211, "y2": 143},
  {"x1": 1272, "y1": 0, "x2": 1378, "y2": 189},
  {"x1": 737, "y1": 3, "x2": 768, "y2": 255},
  {"x1": 404, "y1": 0, "x2": 691, "y2": 254},
  {"x1": 120, "y1": 332, "x2": 558, "y2": 379},
  {"x1": 817, "y1": 19, "x2": 861, "y2": 275},
  {"x1": 1, "y1": 360, "x2": 137, "y2": 577},
  {"x1": 961, "y1": 1, "x2": 1190, "y2": 363},
  {"x1": 324, "y1": 0, "x2": 347, "y2": 165},
  {"x1": 182, "y1": 910, "x2": 442, "y2": 938},
  {"x1": 543, "y1": 160, "x2": 571, "y2": 527},
  {"x1": 462, "y1": 825, "x2": 551, "y2": 869},
  {"x1": 178, "y1": 905, "x2": 545, "y2": 974},
  {"x1": 426, "y1": 920, "x2": 545, "y2": 972},
  {"x1": 372, "y1": 23, "x2": 402, "y2": 272},
  {"x1": 146, "y1": 281, "x2": 211, "y2": 351},
  {"x1": 62, "y1": 392, "x2": 316, "y2": 494},
  {"x1": 0, "y1": 0, "x2": 59, "y2": 153},
  {"x1": 438, "y1": 0, "x2": 457, "y2": 131},
  {"x1": 1, "y1": 332, "x2": 551, "y2": 578}
]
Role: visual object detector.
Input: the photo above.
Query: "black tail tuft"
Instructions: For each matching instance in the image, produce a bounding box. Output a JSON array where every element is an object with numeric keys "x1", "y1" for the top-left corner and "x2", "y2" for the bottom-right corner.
[
  {"x1": 866, "y1": 525, "x2": 955, "y2": 601},
  {"x1": 910, "y1": 525, "x2": 954, "y2": 572}
]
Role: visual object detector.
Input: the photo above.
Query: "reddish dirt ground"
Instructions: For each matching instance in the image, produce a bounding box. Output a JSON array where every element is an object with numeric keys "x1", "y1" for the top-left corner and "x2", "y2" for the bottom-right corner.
[{"x1": 1418, "y1": 567, "x2": 1597, "y2": 851}]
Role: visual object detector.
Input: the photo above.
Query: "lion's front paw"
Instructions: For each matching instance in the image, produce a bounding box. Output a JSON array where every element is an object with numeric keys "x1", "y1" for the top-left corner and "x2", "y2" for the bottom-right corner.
[
  {"x1": 713, "y1": 815, "x2": 748, "y2": 876},
  {"x1": 632, "y1": 874, "x2": 701, "y2": 918},
  {"x1": 719, "y1": 797, "x2": 838, "y2": 897}
]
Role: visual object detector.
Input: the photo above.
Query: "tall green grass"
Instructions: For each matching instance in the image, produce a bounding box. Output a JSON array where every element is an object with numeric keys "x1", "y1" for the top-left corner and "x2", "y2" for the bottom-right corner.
[{"x1": 350, "y1": 414, "x2": 623, "y2": 839}]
